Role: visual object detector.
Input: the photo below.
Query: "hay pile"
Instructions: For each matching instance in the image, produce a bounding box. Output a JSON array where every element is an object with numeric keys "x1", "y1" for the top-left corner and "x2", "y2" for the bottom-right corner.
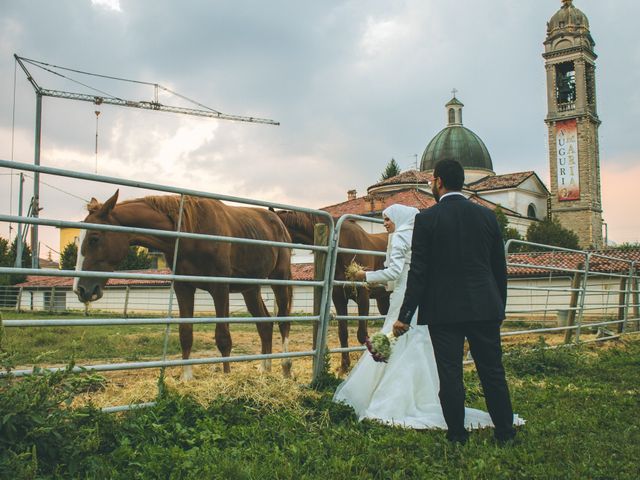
[{"x1": 72, "y1": 361, "x2": 324, "y2": 415}]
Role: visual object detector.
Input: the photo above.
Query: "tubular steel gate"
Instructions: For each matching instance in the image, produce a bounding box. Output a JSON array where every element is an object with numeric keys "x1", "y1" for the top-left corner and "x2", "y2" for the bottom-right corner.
[
  {"x1": 0, "y1": 159, "x2": 338, "y2": 412},
  {"x1": 1, "y1": 158, "x2": 639, "y2": 413}
]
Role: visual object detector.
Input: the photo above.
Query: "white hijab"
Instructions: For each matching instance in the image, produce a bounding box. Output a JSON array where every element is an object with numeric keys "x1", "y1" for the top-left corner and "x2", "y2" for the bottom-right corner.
[
  {"x1": 383, "y1": 204, "x2": 419, "y2": 236},
  {"x1": 367, "y1": 204, "x2": 420, "y2": 289}
]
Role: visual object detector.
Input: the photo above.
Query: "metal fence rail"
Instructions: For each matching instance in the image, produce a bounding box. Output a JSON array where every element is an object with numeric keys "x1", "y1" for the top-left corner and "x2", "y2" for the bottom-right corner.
[
  {"x1": 504, "y1": 239, "x2": 639, "y2": 344},
  {"x1": 2, "y1": 158, "x2": 639, "y2": 413},
  {"x1": 0, "y1": 159, "x2": 337, "y2": 412}
]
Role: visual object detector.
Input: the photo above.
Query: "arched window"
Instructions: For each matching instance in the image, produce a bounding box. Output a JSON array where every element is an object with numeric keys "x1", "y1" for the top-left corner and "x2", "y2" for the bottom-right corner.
[
  {"x1": 527, "y1": 203, "x2": 537, "y2": 219},
  {"x1": 448, "y1": 108, "x2": 455, "y2": 124}
]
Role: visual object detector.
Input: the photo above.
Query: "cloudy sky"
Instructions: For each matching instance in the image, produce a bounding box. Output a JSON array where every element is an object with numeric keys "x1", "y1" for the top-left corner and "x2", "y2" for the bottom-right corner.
[{"x1": 1, "y1": 0, "x2": 639, "y2": 259}]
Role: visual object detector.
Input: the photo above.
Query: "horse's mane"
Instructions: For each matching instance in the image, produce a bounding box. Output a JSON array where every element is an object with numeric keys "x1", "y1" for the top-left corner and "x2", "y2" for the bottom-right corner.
[
  {"x1": 129, "y1": 195, "x2": 202, "y2": 232},
  {"x1": 277, "y1": 210, "x2": 329, "y2": 234}
]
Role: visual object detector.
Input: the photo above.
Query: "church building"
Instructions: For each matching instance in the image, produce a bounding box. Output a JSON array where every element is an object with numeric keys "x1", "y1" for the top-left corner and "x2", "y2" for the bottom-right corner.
[
  {"x1": 322, "y1": 94, "x2": 550, "y2": 237},
  {"x1": 322, "y1": 0, "x2": 603, "y2": 249}
]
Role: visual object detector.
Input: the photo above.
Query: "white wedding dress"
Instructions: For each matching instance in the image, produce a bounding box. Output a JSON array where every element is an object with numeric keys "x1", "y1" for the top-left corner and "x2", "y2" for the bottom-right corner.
[{"x1": 333, "y1": 206, "x2": 524, "y2": 430}]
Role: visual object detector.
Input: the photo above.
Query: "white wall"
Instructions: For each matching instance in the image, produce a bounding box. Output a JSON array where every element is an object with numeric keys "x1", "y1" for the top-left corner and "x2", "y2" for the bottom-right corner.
[
  {"x1": 18, "y1": 275, "x2": 634, "y2": 324},
  {"x1": 19, "y1": 285, "x2": 382, "y2": 316}
]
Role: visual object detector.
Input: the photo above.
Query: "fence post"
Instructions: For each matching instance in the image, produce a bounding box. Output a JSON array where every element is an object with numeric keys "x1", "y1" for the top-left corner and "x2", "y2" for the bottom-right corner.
[
  {"x1": 123, "y1": 286, "x2": 130, "y2": 318},
  {"x1": 617, "y1": 275, "x2": 628, "y2": 334},
  {"x1": 311, "y1": 223, "x2": 329, "y2": 377},
  {"x1": 564, "y1": 263, "x2": 583, "y2": 344},
  {"x1": 15, "y1": 287, "x2": 23, "y2": 313},
  {"x1": 633, "y1": 265, "x2": 639, "y2": 332},
  {"x1": 574, "y1": 254, "x2": 591, "y2": 344}
]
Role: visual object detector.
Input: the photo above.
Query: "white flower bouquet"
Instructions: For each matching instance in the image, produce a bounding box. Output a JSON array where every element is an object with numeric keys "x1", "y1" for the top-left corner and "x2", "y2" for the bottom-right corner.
[{"x1": 365, "y1": 331, "x2": 397, "y2": 363}]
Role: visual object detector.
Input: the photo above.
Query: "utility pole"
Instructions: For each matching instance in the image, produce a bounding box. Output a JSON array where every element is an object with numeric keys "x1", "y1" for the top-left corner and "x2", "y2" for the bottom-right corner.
[{"x1": 15, "y1": 173, "x2": 24, "y2": 268}]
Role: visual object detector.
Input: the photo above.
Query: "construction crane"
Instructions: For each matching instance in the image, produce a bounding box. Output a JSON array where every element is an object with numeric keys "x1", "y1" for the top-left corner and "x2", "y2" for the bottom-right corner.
[{"x1": 13, "y1": 54, "x2": 280, "y2": 268}]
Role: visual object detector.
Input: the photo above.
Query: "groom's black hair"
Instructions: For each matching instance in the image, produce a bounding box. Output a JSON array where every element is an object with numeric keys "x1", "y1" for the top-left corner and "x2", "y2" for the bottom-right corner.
[{"x1": 433, "y1": 159, "x2": 465, "y2": 191}]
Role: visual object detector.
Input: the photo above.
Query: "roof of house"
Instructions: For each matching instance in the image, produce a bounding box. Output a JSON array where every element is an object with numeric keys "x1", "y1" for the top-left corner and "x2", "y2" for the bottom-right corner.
[
  {"x1": 467, "y1": 171, "x2": 547, "y2": 192},
  {"x1": 13, "y1": 247, "x2": 640, "y2": 289},
  {"x1": 507, "y1": 247, "x2": 640, "y2": 277},
  {"x1": 322, "y1": 189, "x2": 437, "y2": 217},
  {"x1": 322, "y1": 187, "x2": 521, "y2": 218},
  {"x1": 368, "y1": 170, "x2": 434, "y2": 190},
  {"x1": 15, "y1": 264, "x2": 315, "y2": 289}
]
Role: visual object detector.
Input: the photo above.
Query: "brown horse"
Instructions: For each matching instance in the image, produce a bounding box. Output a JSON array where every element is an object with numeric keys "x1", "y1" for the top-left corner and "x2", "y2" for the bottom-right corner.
[
  {"x1": 276, "y1": 210, "x2": 390, "y2": 372},
  {"x1": 74, "y1": 190, "x2": 293, "y2": 380}
]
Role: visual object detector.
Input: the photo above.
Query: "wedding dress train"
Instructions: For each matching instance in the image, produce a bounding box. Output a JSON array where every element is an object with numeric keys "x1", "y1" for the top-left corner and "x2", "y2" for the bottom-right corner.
[{"x1": 333, "y1": 262, "x2": 524, "y2": 430}]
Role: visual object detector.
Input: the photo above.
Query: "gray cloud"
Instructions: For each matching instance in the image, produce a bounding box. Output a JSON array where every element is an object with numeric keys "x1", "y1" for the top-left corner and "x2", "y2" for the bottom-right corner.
[{"x1": 1, "y1": 0, "x2": 639, "y2": 251}]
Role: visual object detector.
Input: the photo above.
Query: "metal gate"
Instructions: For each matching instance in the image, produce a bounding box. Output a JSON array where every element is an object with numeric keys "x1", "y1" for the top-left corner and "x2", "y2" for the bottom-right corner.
[{"x1": 0, "y1": 159, "x2": 337, "y2": 411}]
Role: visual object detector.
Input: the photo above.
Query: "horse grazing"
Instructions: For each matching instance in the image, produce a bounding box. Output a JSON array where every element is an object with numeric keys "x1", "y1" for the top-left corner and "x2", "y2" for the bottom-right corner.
[
  {"x1": 276, "y1": 210, "x2": 390, "y2": 372},
  {"x1": 74, "y1": 190, "x2": 293, "y2": 380}
]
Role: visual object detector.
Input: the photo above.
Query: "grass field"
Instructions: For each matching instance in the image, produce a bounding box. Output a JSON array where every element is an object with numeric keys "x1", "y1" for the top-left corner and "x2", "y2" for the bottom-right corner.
[{"x1": 1, "y1": 311, "x2": 639, "y2": 479}]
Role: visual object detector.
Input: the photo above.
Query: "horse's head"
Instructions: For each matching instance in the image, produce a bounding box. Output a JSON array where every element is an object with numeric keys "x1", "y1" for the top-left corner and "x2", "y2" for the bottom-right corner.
[
  {"x1": 276, "y1": 210, "x2": 326, "y2": 245},
  {"x1": 74, "y1": 190, "x2": 130, "y2": 303}
]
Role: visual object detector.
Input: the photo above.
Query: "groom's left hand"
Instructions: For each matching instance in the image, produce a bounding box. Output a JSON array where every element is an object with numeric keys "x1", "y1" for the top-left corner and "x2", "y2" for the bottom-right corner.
[{"x1": 392, "y1": 321, "x2": 410, "y2": 337}]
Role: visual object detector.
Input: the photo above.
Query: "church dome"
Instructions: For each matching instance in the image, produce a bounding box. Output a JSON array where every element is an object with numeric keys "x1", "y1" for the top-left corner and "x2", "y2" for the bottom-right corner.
[
  {"x1": 547, "y1": 0, "x2": 590, "y2": 36},
  {"x1": 420, "y1": 95, "x2": 493, "y2": 175}
]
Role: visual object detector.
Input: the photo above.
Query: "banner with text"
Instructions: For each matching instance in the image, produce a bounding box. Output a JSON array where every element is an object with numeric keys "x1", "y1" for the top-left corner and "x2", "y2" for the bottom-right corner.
[{"x1": 556, "y1": 119, "x2": 580, "y2": 201}]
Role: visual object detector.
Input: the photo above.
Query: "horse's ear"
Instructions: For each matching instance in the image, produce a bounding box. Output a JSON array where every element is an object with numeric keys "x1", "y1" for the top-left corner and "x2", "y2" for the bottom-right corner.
[
  {"x1": 87, "y1": 198, "x2": 101, "y2": 213},
  {"x1": 98, "y1": 190, "x2": 119, "y2": 217}
]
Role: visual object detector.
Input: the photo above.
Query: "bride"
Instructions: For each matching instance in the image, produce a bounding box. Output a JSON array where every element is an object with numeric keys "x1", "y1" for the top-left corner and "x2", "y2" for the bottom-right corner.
[{"x1": 333, "y1": 203, "x2": 523, "y2": 431}]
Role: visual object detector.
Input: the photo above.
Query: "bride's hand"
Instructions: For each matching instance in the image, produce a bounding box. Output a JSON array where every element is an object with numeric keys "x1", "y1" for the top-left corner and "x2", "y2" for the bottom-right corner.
[{"x1": 354, "y1": 270, "x2": 367, "y2": 281}]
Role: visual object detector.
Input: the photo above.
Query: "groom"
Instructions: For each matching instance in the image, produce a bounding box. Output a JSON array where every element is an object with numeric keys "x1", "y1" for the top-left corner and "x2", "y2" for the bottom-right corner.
[{"x1": 393, "y1": 159, "x2": 516, "y2": 445}]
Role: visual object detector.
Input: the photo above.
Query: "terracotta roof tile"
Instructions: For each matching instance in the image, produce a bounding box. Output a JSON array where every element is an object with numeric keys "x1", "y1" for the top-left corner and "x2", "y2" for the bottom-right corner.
[
  {"x1": 322, "y1": 189, "x2": 436, "y2": 217},
  {"x1": 369, "y1": 170, "x2": 433, "y2": 189},
  {"x1": 507, "y1": 248, "x2": 640, "y2": 277},
  {"x1": 15, "y1": 265, "x2": 315, "y2": 289},
  {"x1": 468, "y1": 171, "x2": 536, "y2": 191},
  {"x1": 322, "y1": 188, "x2": 521, "y2": 217},
  {"x1": 13, "y1": 248, "x2": 639, "y2": 289}
]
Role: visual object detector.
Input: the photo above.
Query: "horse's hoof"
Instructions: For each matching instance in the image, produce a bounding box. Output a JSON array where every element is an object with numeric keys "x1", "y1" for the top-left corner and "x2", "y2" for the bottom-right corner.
[
  {"x1": 258, "y1": 359, "x2": 273, "y2": 374},
  {"x1": 357, "y1": 331, "x2": 369, "y2": 344},
  {"x1": 281, "y1": 360, "x2": 292, "y2": 378},
  {"x1": 180, "y1": 365, "x2": 194, "y2": 382}
]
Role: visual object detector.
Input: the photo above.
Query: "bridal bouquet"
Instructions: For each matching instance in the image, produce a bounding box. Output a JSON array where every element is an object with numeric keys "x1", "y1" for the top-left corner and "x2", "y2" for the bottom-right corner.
[{"x1": 365, "y1": 331, "x2": 397, "y2": 363}]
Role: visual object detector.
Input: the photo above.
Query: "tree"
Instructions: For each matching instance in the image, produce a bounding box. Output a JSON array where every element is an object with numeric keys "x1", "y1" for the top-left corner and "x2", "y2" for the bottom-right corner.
[
  {"x1": 494, "y1": 206, "x2": 509, "y2": 235},
  {"x1": 116, "y1": 247, "x2": 152, "y2": 271},
  {"x1": 60, "y1": 242, "x2": 78, "y2": 271},
  {"x1": 525, "y1": 217, "x2": 580, "y2": 250},
  {"x1": 0, "y1": 238, "x2": 8, "y2": 267},
  {"x1": 494, "y1": 206, "x2": 523, "y2": 251},
  {"x1": 60, "y1": 242, "x2": 152, "y2": 271},
  {"x1": 0, "y1": 236, "x2": 32, "y2": 286},
  {"x1": 380, "y1": 158, "x2": 401, "y2": 181}
]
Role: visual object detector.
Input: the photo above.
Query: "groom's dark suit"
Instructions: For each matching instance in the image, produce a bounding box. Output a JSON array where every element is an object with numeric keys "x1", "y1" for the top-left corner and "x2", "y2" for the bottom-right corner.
[{"x1": 397, "y1": 193, "x2": 516, "y2": 441}]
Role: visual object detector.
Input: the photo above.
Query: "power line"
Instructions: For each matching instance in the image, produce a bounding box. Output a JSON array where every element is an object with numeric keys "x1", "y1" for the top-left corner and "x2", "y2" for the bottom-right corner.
[{"x1": 20, "y1": 173, "x2": 89, "y2": 203}]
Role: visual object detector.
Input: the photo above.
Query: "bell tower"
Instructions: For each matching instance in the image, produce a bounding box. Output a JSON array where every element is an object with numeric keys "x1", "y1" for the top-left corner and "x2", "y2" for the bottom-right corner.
[{"x1": 543, "y1": 0, "x2": 603, "y2": 248}]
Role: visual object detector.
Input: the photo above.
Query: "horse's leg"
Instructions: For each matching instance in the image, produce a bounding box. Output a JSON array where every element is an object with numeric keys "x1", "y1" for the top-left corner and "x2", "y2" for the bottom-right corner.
[
  {"x1": 332, "y1": 288, "x2": 351, "y2": 374},
  {"x1": 211, "y1": 284, "x2": 232, "y2": 373},
  {"x1": 356, "y1": 286, "x2": 370, "y2": 345},
  {"x1": 272, "y1": 284, "x2": 292, "y2": 377},
  {"x1": 242, "y1": 286, "x2": 273, "y2": 373},
  {"x1": 175, "y1": 282, "x2": 196, "y2": 381},
  {"x1": 376, "y1": 291, "x2": 391, "y2": 316}
]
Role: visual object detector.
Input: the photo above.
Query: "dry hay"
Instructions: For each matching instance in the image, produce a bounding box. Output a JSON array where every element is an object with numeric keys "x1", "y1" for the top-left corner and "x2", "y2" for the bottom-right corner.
[
  {"x1": 62, "y1": 322, "x2": 603, "y2": 411},
  {"x1": 344, "y1": 260, "x2": 366, "y2": 282},
  {"x1": 344, "y1": 260, "x2": 369, "y2": 297},
  {"x1": 72, "y1": 360, "x2": 321, "y2": 416}
]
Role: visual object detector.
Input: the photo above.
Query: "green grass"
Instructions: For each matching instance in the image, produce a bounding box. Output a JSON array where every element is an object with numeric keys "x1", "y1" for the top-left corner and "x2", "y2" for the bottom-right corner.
[{"x1": 1, "y1": 323, "x2": 639, "y2": 479}]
